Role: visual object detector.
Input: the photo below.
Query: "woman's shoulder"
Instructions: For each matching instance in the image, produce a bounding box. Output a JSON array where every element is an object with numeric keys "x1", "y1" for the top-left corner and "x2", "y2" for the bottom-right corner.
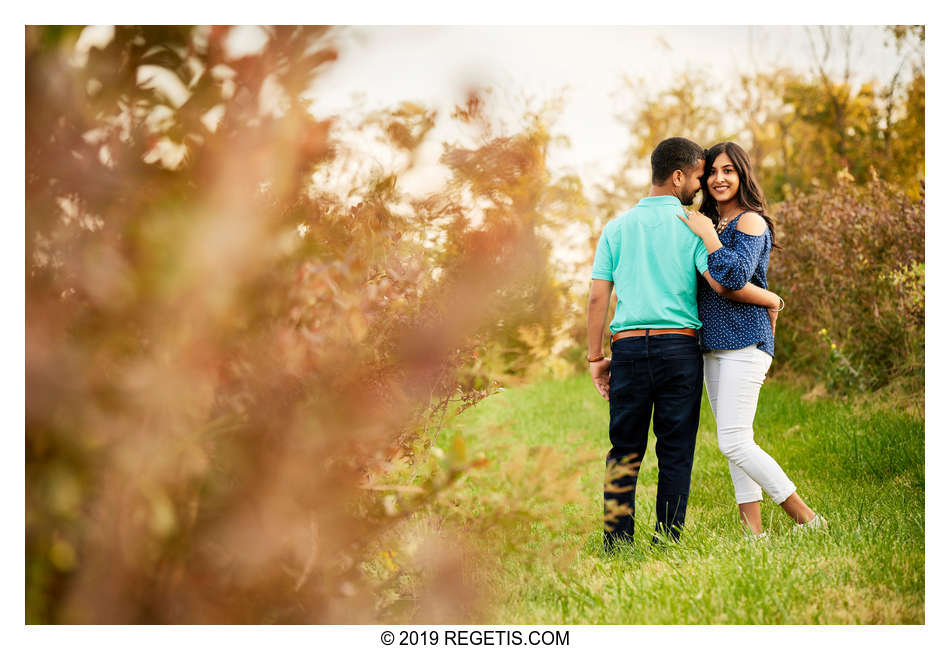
[{"x1": 736, "y1": 211, "x2": 767, "y2": 237}]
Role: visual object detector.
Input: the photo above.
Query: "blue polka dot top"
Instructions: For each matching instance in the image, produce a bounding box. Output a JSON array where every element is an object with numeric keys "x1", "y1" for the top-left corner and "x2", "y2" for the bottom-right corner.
[{"x1": 698, "y1": 213, "x2": 775, "y2": 356}]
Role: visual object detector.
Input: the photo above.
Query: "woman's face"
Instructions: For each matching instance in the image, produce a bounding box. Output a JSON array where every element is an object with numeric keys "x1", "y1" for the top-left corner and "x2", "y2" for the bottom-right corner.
[{"x1": 706, "y1": 152, "x2": 739, "y2": 203}]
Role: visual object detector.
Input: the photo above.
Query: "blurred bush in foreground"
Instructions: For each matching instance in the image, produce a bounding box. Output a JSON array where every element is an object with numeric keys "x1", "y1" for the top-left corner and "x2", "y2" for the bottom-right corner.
[{"x1": 26, "y1": 26, "x2": 576, "y2": 623}]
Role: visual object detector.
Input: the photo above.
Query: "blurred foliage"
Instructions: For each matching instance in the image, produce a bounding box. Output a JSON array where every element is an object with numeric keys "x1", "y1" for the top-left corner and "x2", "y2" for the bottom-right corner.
[{"x1": 25, "y1": 25, "x2": 578, "y2": 623}]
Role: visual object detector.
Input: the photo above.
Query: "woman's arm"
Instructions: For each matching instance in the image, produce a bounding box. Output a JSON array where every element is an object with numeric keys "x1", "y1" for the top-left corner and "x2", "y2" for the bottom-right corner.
[
  {"x1": 702, "y1": 271, "x2": 780, "y2": 309},
  {"x1": 681, "y1": 211, "x2": 768, "y2": 290},
  {"x1": 701, "y1": 272, "x2": 780, "y2": 335},
  {"x1": 678, "y1": 209, "x2": 722, "y2": 254},
  {"x1": 708, "y1": 213, "x2": 769, "y2": 288}
]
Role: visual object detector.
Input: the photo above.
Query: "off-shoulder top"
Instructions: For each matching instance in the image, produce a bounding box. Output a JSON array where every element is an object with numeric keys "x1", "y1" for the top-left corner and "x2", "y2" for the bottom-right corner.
[{"x1": 698, "y1": 212, "x2": 775, "y2": 356}]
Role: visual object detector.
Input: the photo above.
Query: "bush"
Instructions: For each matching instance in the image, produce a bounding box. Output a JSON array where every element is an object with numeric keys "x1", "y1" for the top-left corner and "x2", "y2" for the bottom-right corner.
[
  {"x1": 769, "y1": 174, "x2": 924, "y2": 394},
  {"x1": 25, "y1": 26, "x2": 568, "y2": 623}
]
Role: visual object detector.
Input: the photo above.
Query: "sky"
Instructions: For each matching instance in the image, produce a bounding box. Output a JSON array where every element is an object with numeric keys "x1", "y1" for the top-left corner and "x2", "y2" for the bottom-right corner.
[{"x1": 304, "y1": 25, "x2": 911, "y2": 192}]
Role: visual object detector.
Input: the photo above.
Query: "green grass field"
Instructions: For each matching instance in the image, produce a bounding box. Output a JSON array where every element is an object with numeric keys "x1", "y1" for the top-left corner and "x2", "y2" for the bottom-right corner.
[{"x1": 431, "y1": 374, "x2": 924, "y2": 624}]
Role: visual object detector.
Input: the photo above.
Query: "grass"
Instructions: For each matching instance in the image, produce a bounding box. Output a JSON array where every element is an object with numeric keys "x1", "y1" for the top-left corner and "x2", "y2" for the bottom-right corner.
[{"x1": 425, "y1": 374, "x2": 924, "y2": 624}]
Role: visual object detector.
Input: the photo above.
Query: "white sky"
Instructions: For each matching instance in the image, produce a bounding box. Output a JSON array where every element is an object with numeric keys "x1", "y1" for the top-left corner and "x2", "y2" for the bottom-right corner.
[{"x1": 306, "y1": 25, "x2": 911, "y2": 191}]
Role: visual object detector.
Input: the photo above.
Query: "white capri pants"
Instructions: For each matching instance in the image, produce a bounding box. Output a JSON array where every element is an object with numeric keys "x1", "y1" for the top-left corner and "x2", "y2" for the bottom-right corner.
[{"x1": 703, "y1": 345, "x2": 797, "y2": 505}]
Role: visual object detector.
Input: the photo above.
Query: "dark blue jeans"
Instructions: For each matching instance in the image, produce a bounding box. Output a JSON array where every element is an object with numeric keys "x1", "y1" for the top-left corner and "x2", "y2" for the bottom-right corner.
[{"x1": 603, "y1": 334, "x2": 703, "y2": 549}]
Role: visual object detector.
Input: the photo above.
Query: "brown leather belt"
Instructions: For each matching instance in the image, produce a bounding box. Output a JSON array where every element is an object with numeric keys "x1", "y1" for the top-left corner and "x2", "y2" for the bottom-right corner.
[{"x1": 611, "y1": 328, "x2": 697, "y2": 343}]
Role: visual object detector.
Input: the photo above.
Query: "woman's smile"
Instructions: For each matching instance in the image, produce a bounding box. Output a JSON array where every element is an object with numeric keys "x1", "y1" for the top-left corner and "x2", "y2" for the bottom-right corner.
[{"x1": 706, "y1": 152, "x2": 739, "y2": 201}]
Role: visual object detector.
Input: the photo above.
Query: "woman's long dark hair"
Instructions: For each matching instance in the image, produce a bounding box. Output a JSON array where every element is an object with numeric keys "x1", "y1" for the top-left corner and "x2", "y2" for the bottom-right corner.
[{"x1": 699, "y1": 142, "x2": 780, "y2": 249}]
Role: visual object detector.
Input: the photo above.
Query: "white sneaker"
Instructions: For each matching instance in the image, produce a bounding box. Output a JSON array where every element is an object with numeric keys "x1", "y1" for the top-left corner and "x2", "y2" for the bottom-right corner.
[
  {"x1": 793, "y1": 514, "x2": 828, "y2": 533},
  {"x1": 742, "y1": 529, "x2": 769, "y2": 543}
]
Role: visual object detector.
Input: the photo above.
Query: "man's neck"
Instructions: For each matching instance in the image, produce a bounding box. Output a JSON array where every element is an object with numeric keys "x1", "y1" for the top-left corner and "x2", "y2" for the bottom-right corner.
[{"x1": 648, "y1": 185, "x2": 677, "y2": 198}]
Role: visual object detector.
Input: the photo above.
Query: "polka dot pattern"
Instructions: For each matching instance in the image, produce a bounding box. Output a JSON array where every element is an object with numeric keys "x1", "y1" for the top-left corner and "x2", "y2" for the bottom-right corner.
[{"x1": 699, "y1": 216, "x2": 775, "y2": 356}]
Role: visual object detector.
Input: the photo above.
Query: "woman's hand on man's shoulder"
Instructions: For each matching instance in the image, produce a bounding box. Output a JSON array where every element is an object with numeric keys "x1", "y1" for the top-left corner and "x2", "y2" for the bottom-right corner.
[
  {"x1": 678, "y1": 209, "x2": 716, "y2": 238},
  {"x1": 736, "y1": 212, "x2": 767, "y2": 236}
]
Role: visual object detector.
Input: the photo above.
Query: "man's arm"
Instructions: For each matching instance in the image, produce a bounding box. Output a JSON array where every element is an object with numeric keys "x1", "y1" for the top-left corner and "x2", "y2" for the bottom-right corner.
[{"x1": 587, "y1": 279, "x2": 613, "y2": 400}]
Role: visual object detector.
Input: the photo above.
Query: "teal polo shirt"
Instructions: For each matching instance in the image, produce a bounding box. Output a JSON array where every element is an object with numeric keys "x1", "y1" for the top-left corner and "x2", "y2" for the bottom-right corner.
[{"x1": 591, "y1": 195, "x2": 709, "y2": 333}]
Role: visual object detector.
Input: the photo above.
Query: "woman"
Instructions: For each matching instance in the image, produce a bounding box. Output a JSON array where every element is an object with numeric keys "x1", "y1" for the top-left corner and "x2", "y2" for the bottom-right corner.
[{"x1": 678, "y1": 142, "x2": 827, "y2": 537}]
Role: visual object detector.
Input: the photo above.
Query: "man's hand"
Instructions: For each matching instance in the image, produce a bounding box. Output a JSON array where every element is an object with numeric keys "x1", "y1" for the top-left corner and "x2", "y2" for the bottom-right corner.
[
  {"x1": 590, "y1": 358, "x2": 611, "y2": 401},
  {"x1": 587, "y1": 279, "x2": 613, "y2": 400}
]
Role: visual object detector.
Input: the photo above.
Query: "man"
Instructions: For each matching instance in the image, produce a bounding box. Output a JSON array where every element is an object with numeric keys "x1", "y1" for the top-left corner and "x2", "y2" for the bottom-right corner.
[{"x1": 588, "y1": 137, "x2": 781, "y2": 549}]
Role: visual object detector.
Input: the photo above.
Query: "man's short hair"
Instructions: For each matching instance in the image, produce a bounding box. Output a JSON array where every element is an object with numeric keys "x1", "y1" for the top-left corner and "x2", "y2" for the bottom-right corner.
[{"x1": 650, "y1": 137, "x2": 705, "y2": 185}]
